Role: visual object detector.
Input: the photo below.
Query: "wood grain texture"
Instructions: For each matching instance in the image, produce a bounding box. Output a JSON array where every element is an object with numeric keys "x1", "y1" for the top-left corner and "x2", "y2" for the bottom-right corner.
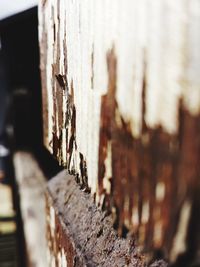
[{"x1": 39, "y1": 1, "x2": 200, "y2": 264}]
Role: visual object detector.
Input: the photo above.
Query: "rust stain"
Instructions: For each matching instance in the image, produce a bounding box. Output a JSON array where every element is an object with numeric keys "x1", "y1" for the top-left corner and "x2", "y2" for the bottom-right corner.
[
  {"x1": 98, "y1": 47, "x2": 200, "y2": 265},
  {"x1": 41, "y1": 0, "x2": 90, "y2": 191},
  {"x1": 48, "y1": 0, "x2": 68, "y2": 163},
  {"x1": 40, "y1": 4, "x2": 200, "y2": 264},
  {"x1": 46, "y1": 195, "x2": 78, "y2": 267},
  {"x1": 46, "y1": 0, "x2": 69, "y2": 164},
  {"x1": 65, "y1": 81, "x2": 90, "y2": 192}
]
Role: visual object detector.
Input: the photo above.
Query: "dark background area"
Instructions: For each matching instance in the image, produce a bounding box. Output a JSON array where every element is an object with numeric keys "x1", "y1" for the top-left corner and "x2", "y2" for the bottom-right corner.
[
  {"x1": 0, "y1": 7, "x2": 61, "y2": 267},
  {"x1": 0, "y1": 7, "x2": 43, "y2": 150},
  {"x1": 0, "y1": 6, "x2": 61, "y2": 179},
  {"x1": 0, "y1": 7, "x2": 43, "y2": 267}
]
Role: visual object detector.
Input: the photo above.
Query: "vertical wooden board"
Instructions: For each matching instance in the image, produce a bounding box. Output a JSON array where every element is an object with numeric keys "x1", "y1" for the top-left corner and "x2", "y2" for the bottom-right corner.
[{"x1": 39, "y1": 0, "x2": 200, "y2": 264}]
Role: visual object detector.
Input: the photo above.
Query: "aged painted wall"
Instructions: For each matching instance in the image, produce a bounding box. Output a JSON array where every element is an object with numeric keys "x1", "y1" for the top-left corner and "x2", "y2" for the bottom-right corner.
[{"x1": 39, "y1": 0, "x2": 200, "y2": 264}]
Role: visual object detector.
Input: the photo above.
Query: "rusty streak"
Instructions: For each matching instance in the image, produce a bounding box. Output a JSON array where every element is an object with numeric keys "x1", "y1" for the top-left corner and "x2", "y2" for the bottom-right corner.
[{"x1": 98, "y1": 47, "x2": 200, "y2": 265}]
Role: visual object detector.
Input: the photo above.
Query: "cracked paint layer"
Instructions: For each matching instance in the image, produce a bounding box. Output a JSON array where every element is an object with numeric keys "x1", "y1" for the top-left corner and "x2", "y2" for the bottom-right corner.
[
  {"x1": 39, "y1": 0, "x2": 200, "y2": 265},
  {"x1": 98, "y1": 48, "x2": 200, "y2": 265}
]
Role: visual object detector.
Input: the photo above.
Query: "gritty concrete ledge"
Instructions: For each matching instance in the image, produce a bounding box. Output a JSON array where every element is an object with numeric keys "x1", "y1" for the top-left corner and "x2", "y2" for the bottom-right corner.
[{"x1": 47, "y1": 170, "x2": 168, "y2": 267}]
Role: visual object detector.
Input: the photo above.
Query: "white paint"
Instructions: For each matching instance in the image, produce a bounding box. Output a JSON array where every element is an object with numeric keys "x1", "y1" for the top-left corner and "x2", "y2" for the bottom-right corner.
[
  {"x1": 103, "y1": 141, "x2": 112, "y2": 194},
  {"x1": 45, "y1": 0, "x2": 54, "y2": 153},
  {"x1": 183, "y1": 0, "x2": 200, "y2": 115},
  {"x1": 50, "y1": 205, "x2": 55, "y2": 238},
  {"x1": 170, "y1": 200, "x2": 191, "y2": 262},
  {"x1": 124, "y1": 195, "x2": 131, "y2": 228},
  {"x1": 141, "y1": 201, "x2": 150, "y2": 224},
  {"x1": 156, "y1": 182, "x2": 166, "y2": 202},
  {"x1": 39, "y1": 0, "x2": 200, "y2": 197},
  {"x1": 61, "y1": 248, "x2": 68, "y2": 267},
  {"x1": 39, "y1": 1, "x2": 200, "y2": 259},
  {"x1": 132, "y1": 206, "x2": 139, "y2": 229}
]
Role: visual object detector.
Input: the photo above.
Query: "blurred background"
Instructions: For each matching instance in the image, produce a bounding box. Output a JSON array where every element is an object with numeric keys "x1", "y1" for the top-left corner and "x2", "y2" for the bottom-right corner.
[
  {"x1": 2, "y1": 1, "x2": 200, "y2": 267},
  {"x1": 0, "y1": 2, "x2": 45, "y2": 266}
]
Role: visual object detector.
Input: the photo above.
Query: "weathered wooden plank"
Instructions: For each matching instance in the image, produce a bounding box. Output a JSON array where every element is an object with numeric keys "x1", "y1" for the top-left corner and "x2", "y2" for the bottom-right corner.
[
  {"x1": 46, "y1": 170, "x2": 168, "y2": 267},
  {"x1": 13, "y1": 152, "x2": 47, "y2": 267},
  {"x1": 39, "y1": 0, "x2": 200, "y2": 264}
]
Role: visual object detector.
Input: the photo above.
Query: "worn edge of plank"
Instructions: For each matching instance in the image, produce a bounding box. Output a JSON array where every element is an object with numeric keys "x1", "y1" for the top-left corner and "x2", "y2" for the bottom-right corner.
[{"x1": 46, "y1": 170, "x2": 168, "y2": 267}]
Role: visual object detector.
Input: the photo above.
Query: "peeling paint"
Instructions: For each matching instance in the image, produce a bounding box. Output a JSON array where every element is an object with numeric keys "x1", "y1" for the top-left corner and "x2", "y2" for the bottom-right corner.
[
  {"x1": 98, "y1": 48, "x2": 200, "y2": 264},
  {"x1": 170, "y1": 200, "x2": 191, "y2": 262},
  {"x1": 39, "y1": 1, "x2": 200, "y2": 265},
  {"x1": 46, "y1": 196, "x2": 76, "y2": 267}
]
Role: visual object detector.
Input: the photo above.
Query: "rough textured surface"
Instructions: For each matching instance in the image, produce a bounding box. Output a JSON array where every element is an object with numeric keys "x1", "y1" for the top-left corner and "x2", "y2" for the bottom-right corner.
[
  {"x1": 98, "y1": 49, "x2": 200, "y2": 266},
  {"x1": 47, "y1": 170, "x2": 168, "y2": 267},
  {"x1": 39, "y1": 0, "x2": 200, "y2": 264}
]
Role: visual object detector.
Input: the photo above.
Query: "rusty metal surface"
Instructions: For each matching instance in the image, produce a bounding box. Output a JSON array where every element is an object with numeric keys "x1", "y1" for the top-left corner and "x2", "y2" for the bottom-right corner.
[{"x1": 39, "y1": 1, "x2": 200, "y2": 265}]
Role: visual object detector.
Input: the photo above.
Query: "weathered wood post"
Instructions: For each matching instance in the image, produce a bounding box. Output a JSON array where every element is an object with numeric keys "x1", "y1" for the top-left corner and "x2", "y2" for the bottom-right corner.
[{"x1": 39, "y1": 1, "x2": 200, "y2": 266}]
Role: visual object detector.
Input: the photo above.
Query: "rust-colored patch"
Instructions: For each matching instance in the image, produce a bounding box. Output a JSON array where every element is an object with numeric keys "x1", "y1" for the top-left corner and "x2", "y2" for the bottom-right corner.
[
  {"x1": 46, "y1": 194, "x2": 81, "y2": 267},
  {"x1": 98, "y1": 47, "x2": 200, "y2": 265},
  {"x1": 40, "y1": 0, "x2": 90, "y2": 190},
  {"x1": 40, "y1": 3, "x2": 200, "y2": 264},
  {"x1": 65, "y1": 81, "x2": 90, "y2": 192},
  {"x1": 48, "y1": 0, "x2": 67, "y2": 163}
]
